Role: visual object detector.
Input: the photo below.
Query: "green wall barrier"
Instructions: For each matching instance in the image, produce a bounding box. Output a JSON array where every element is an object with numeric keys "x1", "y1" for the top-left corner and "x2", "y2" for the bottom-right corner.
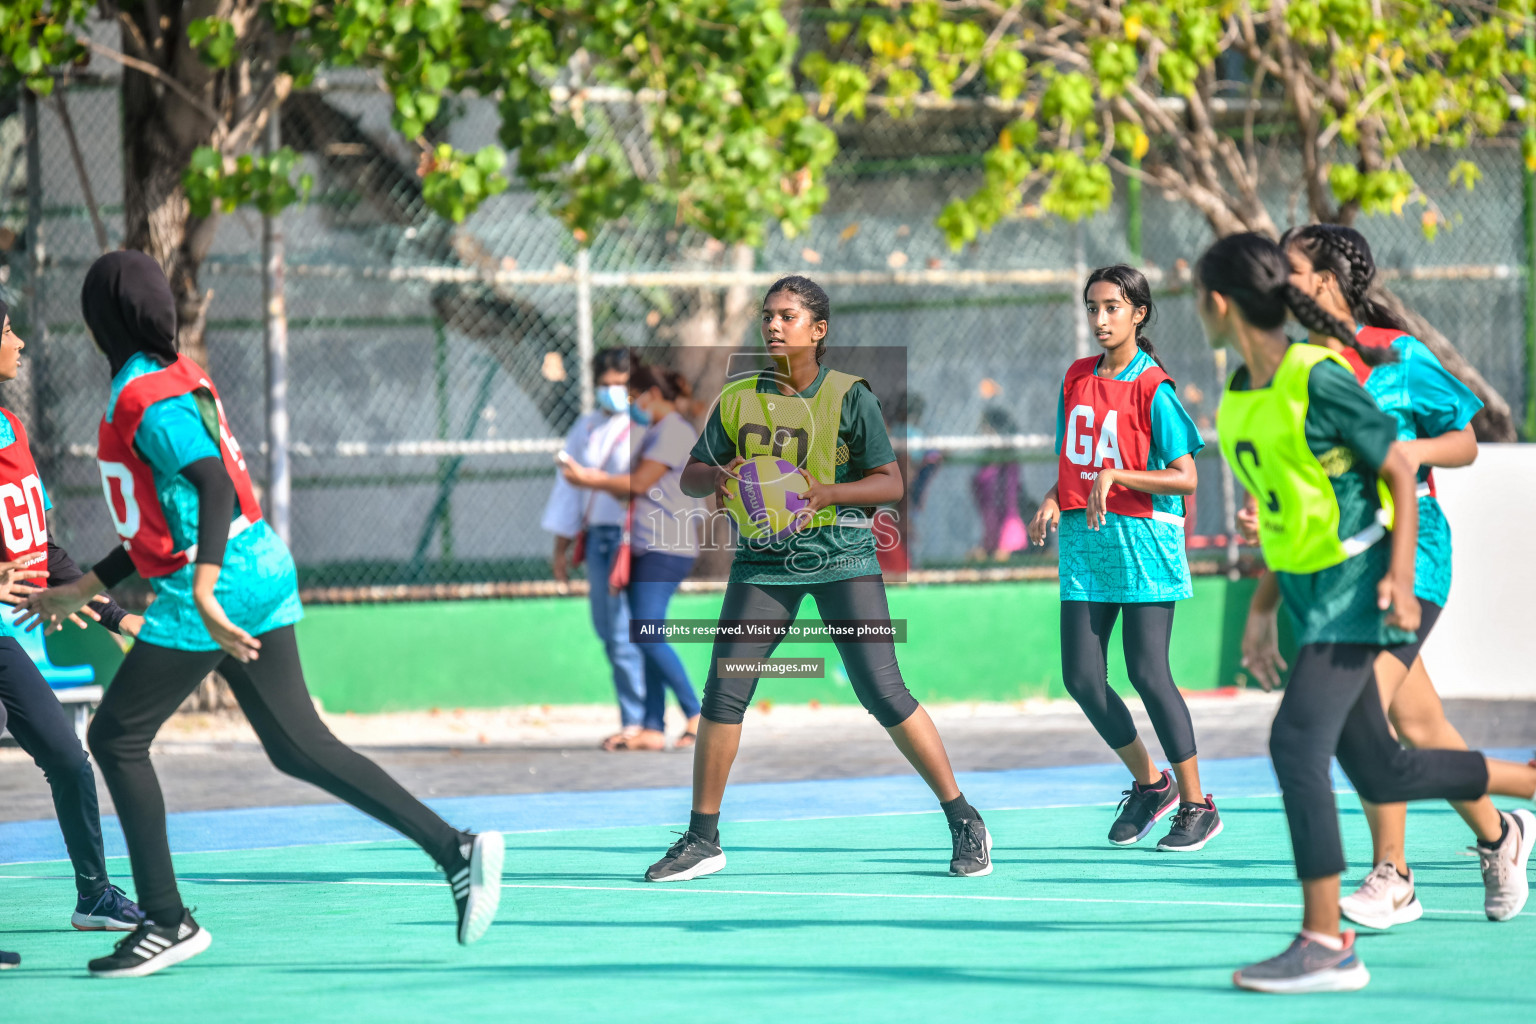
[{"x1": 285, "y1": 577, "x2": 1293, "y2": 714}]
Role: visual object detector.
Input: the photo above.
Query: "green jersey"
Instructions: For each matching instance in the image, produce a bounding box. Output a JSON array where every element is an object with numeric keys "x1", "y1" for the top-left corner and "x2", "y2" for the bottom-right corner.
[
  {"x1": 1223, "y1": 348, "x2": 1412, "y2": 646},
  {"x1": 693, "y1": 364, "x2": 897, "y2": 585}
]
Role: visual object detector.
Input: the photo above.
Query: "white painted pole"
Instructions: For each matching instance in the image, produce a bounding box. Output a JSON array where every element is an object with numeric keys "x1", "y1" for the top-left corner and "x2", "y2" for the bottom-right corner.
[
  {"x1": 262, "y1": 109, "x2": 292, "y2": 544},
  {"x1": 576, "y1": 246, "x2": 595, "y2": 413}
]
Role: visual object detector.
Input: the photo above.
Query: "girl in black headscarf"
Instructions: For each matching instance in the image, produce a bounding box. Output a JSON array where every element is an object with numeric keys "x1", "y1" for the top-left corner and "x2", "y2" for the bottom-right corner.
[{"x1": 19, "y1": 252, "x2": 503, "y2": 978}]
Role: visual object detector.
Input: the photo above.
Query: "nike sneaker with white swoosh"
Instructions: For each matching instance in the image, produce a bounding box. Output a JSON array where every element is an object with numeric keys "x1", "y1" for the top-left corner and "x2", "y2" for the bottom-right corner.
[
  {"x1": 949, "y1": 816, "x2": 993, "y2": 877},
  {"x1": 1479, "y1": 809, "x2": 1536, "y2": 922}
]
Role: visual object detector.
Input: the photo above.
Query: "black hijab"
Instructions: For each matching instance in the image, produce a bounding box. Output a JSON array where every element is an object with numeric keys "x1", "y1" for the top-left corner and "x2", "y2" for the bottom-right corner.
[{"x1": 80, "y1": 251, "x2": 178, "y2": 376}]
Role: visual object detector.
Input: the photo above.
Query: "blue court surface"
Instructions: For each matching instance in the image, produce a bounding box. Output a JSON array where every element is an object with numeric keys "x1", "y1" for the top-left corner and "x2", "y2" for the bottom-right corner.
[{"x1": 3, "y1": 752, "x2": 1533, "y2": 1023}]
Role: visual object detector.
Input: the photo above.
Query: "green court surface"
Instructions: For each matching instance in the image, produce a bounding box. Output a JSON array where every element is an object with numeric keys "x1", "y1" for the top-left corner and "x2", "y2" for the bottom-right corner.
[{"x1": 2, "y1": 796, "x2": 1529, "y2": 1023}]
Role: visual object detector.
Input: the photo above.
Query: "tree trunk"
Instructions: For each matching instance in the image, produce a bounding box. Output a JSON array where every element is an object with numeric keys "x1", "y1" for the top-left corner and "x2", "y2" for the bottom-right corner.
[{"x1": 119, "y1": 0, "x2": 238, "y2": 365}]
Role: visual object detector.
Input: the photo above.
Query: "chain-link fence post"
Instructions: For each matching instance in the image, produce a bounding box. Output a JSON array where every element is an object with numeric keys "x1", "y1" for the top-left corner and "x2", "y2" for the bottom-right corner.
[
  {"x1": 1072, "y1": 221, "x2": 1089, "y2": 359},
  {"x1": 576, "y1": 246, "x2": 594, "y2": 414},
  {"x1": 263, "y1": 109, "x2": 292, "y2": 545}
]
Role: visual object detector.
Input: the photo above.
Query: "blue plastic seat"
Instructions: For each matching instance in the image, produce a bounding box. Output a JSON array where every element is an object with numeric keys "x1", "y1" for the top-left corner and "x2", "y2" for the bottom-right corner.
[{"x1": 15, "y1": 621, "x2": 96, "y2": 687}]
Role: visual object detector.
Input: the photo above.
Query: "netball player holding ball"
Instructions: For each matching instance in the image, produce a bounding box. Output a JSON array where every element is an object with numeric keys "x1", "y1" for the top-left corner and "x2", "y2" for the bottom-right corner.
[
  {"x1": 643, "y1": 276, "x2": 991, "y2": 883},
  {"x1": 1029, "y1": 266, "x2": 1220, "y2": 852}
]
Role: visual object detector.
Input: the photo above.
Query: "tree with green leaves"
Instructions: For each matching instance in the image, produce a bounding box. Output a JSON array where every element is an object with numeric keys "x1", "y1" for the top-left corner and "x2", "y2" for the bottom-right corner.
[
  {"x1": 802, "y1": 0, "x2": 1532, "y2": 438},
  {"x1": 1, "y1": 0, "x2": 835, "y2": 356}
]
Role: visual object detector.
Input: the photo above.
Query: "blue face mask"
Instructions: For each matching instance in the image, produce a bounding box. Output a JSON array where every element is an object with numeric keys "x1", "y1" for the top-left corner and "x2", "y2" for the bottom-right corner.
[
  {"x1": 595, "y1": 385, "x2": 627, "y2": 415},
  {"x1": 628, "y1": 400, "x2": 653, "y2": 427}
]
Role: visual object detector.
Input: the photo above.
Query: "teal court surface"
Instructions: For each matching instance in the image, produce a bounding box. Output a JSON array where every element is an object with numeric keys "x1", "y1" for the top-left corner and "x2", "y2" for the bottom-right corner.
[{"x1": 3, "y1": 753, "x2": 1534, "y2": 1023}]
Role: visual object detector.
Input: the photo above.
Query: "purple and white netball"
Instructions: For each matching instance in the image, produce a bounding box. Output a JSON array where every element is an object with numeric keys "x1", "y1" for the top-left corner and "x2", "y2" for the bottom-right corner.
[{"x1": 725, "y1": 455, "x2": 813, "y2": 542}]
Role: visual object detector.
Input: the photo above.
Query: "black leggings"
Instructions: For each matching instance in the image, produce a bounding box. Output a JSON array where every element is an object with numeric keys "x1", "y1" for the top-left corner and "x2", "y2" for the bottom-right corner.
[
  {"x1": 1270, "y1": 642, "x2": 1489, "y2": 879},
  {"x1": 1060, "y1": 601, "x2": 1197, "y2": 763},
  {"x1": 700, "y1": 575, "x2": 919, "y2": 728},
  {"x1": 0, "y1": 638, "x2": 110, "y2": 897},
  {"x1": 87, "y1": 626, "x2": 463, "y2": 923}
]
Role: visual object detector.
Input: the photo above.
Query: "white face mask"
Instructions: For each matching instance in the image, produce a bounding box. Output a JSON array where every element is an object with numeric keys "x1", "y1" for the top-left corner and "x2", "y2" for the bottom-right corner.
[{"x1": 595, "y1": 384, "x2": 628, "y2": 415}]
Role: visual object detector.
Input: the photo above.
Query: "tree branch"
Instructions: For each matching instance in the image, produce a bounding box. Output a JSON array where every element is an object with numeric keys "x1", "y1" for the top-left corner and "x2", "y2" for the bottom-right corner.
[
  {"x1": 50, "y1": 87, "x2": 110, "y2": 254},
  {"x1": 82, "y1": 38, "x2": 226, "y2": 131}
]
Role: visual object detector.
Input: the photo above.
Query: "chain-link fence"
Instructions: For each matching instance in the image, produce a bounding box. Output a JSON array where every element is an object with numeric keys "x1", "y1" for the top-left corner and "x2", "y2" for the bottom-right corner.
[{"x1": 1, "y1": 67, "x2": 1531, "y2": 598}]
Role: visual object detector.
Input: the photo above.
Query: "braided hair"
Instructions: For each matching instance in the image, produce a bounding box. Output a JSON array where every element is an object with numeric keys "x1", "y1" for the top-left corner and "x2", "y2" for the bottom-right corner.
[
  {"x1": 1083, "y1": 264, "x2": 1162, "y2": 368},
  {"x1": 1195, "y1": 233, "x2": 1398, "y2": 369},
  {"x1": 1279, "y1": 224, "x2": 1405, "y2": 367}
]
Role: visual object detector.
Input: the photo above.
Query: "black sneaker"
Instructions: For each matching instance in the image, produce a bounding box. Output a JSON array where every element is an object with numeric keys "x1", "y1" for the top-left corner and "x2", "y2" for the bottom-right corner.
[
  {"x1": 645, "y1": 830, "x2": 726, "y2": 882},
  {"x1": 447, "y1": 831, "x2": 504, "y2": 945},
  {"x1": 87, "y1": 909, "x2": 211, "y2": 978},
  {"x1": 1157, "y1": 797, "x2": 1224, "y2": 852},
  {"x1": 0, "y1": 950, "x2": 18, "y2": 970},
  {"x1": 1108, "y1": 770, "x2": 1178, "y2": 846},
  {"x1": 949, "y1": 817, "x2": 993, "y2": 877},
  {"x1": 73, "y1": 883, "x2": 145, "y2": 932}
]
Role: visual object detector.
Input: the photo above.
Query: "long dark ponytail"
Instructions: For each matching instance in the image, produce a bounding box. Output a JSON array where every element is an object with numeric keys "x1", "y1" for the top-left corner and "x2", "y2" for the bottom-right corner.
[
  {"x1": 1278, "y1": 224, "x2": 1406, "y2": 366},
  {"x1": 1195, "y1": 232, "x2": 1399, "y2": 367},
  {"x1": 1083, "y1": 264, "x2": 1161, "y2": 367}
]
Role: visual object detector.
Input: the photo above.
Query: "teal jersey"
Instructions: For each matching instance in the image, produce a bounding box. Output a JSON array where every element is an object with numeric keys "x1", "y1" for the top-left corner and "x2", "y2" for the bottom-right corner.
[
  {"x1": 108, "y1": 353, "x2": 302, "y2": 652},
  {"x1": 0, "y1": 416, "x2": 50, "y2": 642},
  {"x1": 1357, "y1": 333, "x2": 1482, "y2": 606},
  {"x1": 1054, "y1": 350, "x2": 1203, "y2": 603}
]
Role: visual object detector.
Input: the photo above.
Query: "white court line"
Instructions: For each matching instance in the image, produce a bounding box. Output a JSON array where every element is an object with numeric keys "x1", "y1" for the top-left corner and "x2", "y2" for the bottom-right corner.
[{"x1": 2, "y1": 873, "x2": 1524, "y2": 917}]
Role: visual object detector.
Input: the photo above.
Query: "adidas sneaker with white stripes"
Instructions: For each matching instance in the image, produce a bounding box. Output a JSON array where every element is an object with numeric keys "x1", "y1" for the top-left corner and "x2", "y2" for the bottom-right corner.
[
  {"x1": 88, "y1": 910, "x2": 211, "y2": 978},
  {"x1": 451, "y1": 831, "x2": 504, "y2": 945}
]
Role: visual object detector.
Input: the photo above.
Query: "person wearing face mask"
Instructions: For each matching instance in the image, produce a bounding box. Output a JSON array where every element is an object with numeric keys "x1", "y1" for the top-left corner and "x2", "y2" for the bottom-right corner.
[
  {"x1": 1028, "y1": 265, "x2": 1220, "y2": 853},
  {"x1": 560, "y1": 358, "x2": 705, "y2": 748},
  {"x1": 542, "y1": 347, "x2": 652, "y2": 750}
]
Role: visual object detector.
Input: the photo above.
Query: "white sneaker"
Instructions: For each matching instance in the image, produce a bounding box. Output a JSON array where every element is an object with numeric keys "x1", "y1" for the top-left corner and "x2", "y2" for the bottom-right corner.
[
  {"x1": 1339, "y1": 861, "x2": 1423, "y2": 930},
  {"x1": 1479, "y1": 809, "x2": 1536, "y2": 921}
]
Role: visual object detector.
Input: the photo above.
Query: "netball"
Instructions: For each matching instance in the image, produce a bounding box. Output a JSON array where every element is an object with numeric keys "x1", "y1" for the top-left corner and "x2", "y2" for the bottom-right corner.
[{"x1": 725, "y1": 456, "x2": 813, "y2": 544}]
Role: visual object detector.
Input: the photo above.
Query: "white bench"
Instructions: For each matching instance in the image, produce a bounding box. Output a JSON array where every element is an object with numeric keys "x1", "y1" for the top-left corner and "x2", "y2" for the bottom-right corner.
[
  {"x1": 0, "y1": 624, "x2": 101, "y2": 747},
  {"x1": 51, "y1": 685, "x2": 105, "y2": 744}
]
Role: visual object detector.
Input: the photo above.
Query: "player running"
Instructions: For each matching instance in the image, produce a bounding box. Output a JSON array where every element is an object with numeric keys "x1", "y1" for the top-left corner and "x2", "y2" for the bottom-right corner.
[
  {"x1": 1029, "y1": 265, "x2": 1220, "y2": 852},
  {"x1": 0, "y1": 302, "x2": 145, "y2": 935},
  {"x1": 19, "y1": 251, "x2": 502, "y2": 978},
  {"x1": 1268, "y1": 223, "x2": 1529, "y2": 927},
  {"x1": 1195, "y1": 232, "x2": 1536, "y2": 994},
  {"x1": 642, "y1": 275, "x2": 992, "y2": 883}
]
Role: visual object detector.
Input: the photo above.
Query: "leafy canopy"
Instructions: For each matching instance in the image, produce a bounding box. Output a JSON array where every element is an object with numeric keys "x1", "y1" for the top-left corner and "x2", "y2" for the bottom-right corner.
[
  {"x1": 1, "y1": 0, "x2": 836, "y2": 244},
  {"x1": 801, "y1": 0, "x2": 1536, "y2": 245}
]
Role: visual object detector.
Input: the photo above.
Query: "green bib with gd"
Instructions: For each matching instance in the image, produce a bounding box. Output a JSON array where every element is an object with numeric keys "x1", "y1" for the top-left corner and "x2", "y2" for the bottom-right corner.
[
  {"x1": 1216, "y1": 344, "x2": 1394, "y2": 574},
  {"x1": 719, "y1": 368, "x2": 866, "y2": 531}
]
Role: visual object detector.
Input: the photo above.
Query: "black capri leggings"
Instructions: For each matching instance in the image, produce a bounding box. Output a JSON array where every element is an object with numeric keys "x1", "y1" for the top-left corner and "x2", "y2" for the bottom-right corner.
[
  {"x1": 700, "y1": 574, "x2": 919, "y2": 728},
  {"x1": 1270, "y1": 642, "x2": 1489, "y2": 880},
  {"x1": 1060, "y1": 600, "x2": 1197, "y2": 764},
  {"x1": 87, "y1": 626, "x2": 464, "y2": 924},
  {"x1": 0, "y1": 638, "x2": 111, "y2": 897}
]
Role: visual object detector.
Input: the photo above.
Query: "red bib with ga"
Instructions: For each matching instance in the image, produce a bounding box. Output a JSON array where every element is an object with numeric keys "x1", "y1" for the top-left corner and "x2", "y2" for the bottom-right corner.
[
  {"x1": 0, "y1": 409, "x2": 50, "y2": 569},
  {"x1": 1345, "y1": 326, "x2": 1437, "y2": 498},
  {"x1": 97, "y1": 355, "x2": 264, "y2": 578},
  {"x1": 1055, "y1": 355, "x2": 1173, "y2": 520}
]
